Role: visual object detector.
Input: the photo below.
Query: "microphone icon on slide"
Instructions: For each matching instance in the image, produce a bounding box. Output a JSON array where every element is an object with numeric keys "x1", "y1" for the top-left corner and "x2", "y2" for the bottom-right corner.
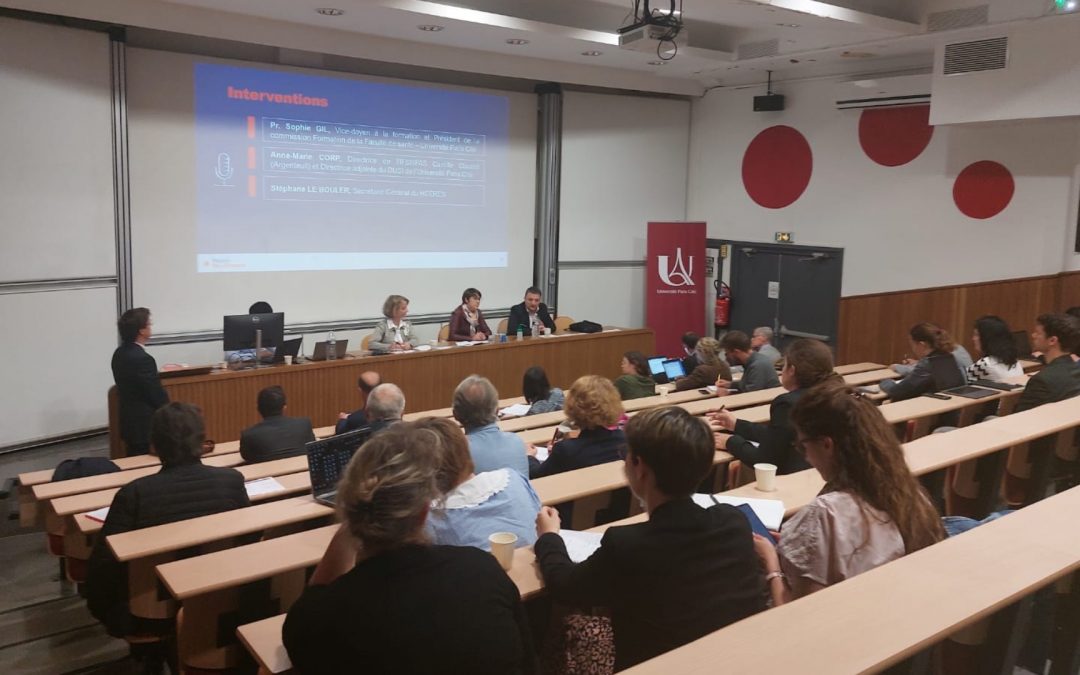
[{"x1": 214, "y1": 152, "x2": 234, "y2": 186}]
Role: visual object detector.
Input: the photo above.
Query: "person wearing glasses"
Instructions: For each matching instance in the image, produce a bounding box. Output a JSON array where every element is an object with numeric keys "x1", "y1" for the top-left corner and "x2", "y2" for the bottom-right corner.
[{"x1": 753, "y1": 381, "x2": 944, "y2": 604}]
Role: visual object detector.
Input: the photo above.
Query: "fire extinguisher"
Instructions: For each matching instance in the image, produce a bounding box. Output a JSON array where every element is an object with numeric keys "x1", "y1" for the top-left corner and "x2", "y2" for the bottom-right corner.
[{"x1": 714, "y1": 281, "x2": 731, "y2": 327}]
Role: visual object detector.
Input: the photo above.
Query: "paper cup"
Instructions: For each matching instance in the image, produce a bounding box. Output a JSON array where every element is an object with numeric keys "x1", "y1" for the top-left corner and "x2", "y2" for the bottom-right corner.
[
  {"x1": 489, "y1": 532, "x2": 518, "y2": 570},
  {"x1": 754, "y1": 463, "x2": 778, "y2": 492},
  {"x1": 543, "y1": 327, "x2": 552, "y2": 336},
  {"x1": 284, "y1": 355, "x2": 293, "y2": 365},
  {"x1": 216, "y1": 361, "x2": 227, "y2": 370}
]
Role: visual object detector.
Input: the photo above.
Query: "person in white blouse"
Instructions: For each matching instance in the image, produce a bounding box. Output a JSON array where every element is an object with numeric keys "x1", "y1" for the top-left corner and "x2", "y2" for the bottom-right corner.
[
  {"x1": 368, "y1": 294, "x2": 419, "y2": 352},
  {"x1": 967, "y1": 315, "x2": 1024, "y2": 382}
]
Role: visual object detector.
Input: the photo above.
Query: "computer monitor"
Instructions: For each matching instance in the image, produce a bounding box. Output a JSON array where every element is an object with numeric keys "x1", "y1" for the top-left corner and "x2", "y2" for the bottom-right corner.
[
  {"x1": 647, "y1": 356, "x2": 667, "y2": 376},
  {"x1": 223, "y1": 312, "x2": 285, "y2": 351}
]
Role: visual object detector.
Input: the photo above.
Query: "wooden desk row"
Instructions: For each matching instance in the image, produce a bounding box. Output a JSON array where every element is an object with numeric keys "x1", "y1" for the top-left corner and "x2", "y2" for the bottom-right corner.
[{"x1": 235, "y1": 395, "x2": 1080, "y2": 675}]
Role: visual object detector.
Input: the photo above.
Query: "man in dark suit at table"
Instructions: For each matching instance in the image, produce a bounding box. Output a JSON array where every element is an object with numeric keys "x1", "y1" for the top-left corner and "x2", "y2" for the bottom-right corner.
[
  {"x1": 336, "y1": 371, "x2": 382, "y2": 434},
  {"x1": 111, "y1": 307, "x2": 169, "y2": 456},
  {"x1": 239, "y1": 386, "x2": 316, "y2": 463},
  {"x1": 507, "y1": 286, "x2": 556, "y2": 336}
]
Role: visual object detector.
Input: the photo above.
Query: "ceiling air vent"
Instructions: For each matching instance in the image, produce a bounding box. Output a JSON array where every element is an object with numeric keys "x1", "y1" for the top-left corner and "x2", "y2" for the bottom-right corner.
[
  {"x1": 737, "y1": 38, "x2": 778, "y2": 61},
  {"x1": 927, "y1": 5, "x2": 989, "y2": 32},
  {"x1": 943, "y1": 36, "x2": 1008, "y2": 75}
]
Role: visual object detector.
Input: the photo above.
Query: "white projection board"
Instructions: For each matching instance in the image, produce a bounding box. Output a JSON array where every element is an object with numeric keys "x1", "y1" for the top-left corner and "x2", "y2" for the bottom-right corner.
[{"x1": 126, "y1": 49, "x2": 537, "y2": 334}]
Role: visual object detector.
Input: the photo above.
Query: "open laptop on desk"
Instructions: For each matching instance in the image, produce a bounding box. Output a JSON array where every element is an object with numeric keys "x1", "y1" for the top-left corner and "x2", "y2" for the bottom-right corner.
[
  {"x1": 271, "y1": 337, "x2": 303, "y2": 364},
  {"x1": 661, "y1": 358, "x2": 686, "y2": 381},
  {"x1": 306, "y1": 427, "x2": 372, "y2": 506},
  {"x1": 309, "y1": 339, "x2": 348, "y2": 361},
  {"x1": 648, "y1": 355, "x2": 670, "y2": 384}
]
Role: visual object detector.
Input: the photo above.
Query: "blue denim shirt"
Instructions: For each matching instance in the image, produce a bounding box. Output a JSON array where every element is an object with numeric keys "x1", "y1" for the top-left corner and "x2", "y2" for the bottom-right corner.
[
  {"x1": 466, "y1": 423, "x2": 529, "y2": 477},
  {"x1": 426, "y1": 469, "x2": 542, "y2": 549}
]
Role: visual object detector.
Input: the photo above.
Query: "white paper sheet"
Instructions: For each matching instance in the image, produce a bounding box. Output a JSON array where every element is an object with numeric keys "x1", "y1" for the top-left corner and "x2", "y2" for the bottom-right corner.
[
  {"x1": 692, "y1": 493, "x2": 785, "y2": 531},
  {"x1": 558, "y1": 529, "x2": 603, "y2": 563},
  {"x1": 84, "y1": 506, "x2": 110, "y2": 523},
  {"x1": 533, "y1": 445, "x2": 550, "y2": 463},
  {"x1": 499, "y1": 403, "x2": 532, "y2": 418},
  {"x1": 245, "y1": 477, "x2": 285, "y2": 498}
]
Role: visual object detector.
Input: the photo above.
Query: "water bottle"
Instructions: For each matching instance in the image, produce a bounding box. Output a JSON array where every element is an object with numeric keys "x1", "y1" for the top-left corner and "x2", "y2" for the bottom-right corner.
[
  {"x1": 532, "y1": 321, "x2": 540, "y2": 338},
  {"x1": 327, "y1": 331, "x2": 337, "y2": 360},
  {"x1": 516, "y1": 325, "x2": 524, "y2": 341}
]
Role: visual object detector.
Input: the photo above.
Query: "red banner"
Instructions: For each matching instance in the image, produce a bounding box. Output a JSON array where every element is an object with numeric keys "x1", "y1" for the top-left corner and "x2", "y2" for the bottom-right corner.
[{"x1": 646, "y1": 221, "x2": 707, "y2": 356}]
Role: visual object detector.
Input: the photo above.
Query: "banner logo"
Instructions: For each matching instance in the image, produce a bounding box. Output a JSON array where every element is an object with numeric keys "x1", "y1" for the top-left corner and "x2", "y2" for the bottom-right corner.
[{"x1": 657, "y1": 247, "x2": 695, "y2": 287}]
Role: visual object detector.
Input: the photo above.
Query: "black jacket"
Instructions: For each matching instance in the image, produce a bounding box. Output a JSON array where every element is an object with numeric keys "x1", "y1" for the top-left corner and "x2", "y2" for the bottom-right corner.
[
  {"x1": 528, "y1": 428, "x2": 626, "y2": 480},
  {"x1": 535, "y1": 498, "x2": 766, "y2": 670},
  {"x1": 335, "y1": 407, "x2": 368, "y2": 435},
  {"x1": 1016, "y1": 355, "x2": 1080, "y2": 413},
  {"x1": 727, "y1": 388, "x2": 810, "y2": 475},
  {"x1": 86, "y1": 462, "x2": 250, "y2": 636},
  {"x1": 239, "y1": 415, "x2": 316, "y2": 463},
  {"x1": 507, "y1": 301, "x2": 555, "y2": 335},
  {"x1": 111, "y1": 342, "x2": 169, "y2": 451},
  {"x1": 283, "y1": 544, "x2": 536, "y2": 674},
  {"x1": 882, "y1": 350, "x2": 965, "y2": 402}
]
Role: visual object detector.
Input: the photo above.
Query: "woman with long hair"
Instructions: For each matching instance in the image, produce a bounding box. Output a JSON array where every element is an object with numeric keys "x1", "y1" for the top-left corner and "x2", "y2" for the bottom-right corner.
[
  {"x1": 880, "y1": 323, "x2": 965, "y2": 401},
  {"x1": 755, "y1": 381, "x2": 945, "y2": 604},
  {"x1": 967, "y1": 315, "x2": 1023, "y2": 382},
  {"x1": 613, "y1": 351, "x2": 656, "y2": 400},
  {"x1": 709, "y1": 339, "x2": 841, "y2": 475},
  {"x1": 521, "y1": 366, "x2": 564, "y2": 415}
]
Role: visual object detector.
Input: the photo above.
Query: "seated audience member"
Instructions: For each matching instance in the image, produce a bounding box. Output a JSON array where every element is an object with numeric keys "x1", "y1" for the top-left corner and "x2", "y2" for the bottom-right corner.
[
  {"x1": 507, "y1": 286, "x2": 556, "y2": 336},
  {"x1": 893, "y1": 322, "x2": 973, "y2": 376},
  {"x1": 1068, "y1": 307, "x2": 1080, "y2": 358},
  {"x1": 754, "y1": 382, "x2": 945, "y2": 604},
  {"x1": 283, "y1": 426, "x2": 535, "y2": 674},
  {"x1": 680, "y1": 331, "x2": 700, "y2": 374},
  {"x1": 448, "y1": 287, "x2": 491, "y2": 342},
  {"x1": 967, "y1": 315, "x2": 1023, "y2": 382},
  {"x1": 522, "y1": 366, "x2": 564, "y2": 415},
  {"x1": 365, "y1": 383, "x2": 406, "y2": 433},
  {"x1": 879, "y1": 323, "x2": 965, "y2": 401},
  {"x1": 674, "y1": 337, "x2": 732, "y2": 392},
  {"x1": 613, "y1": 351, "x2": 656, "y2": 400},
  {"x1": 417, "y1": 417, "x2": 541, "y2": 549},
  {"x1": 87, "y1": 403, "x2": 250, "y2": 639},
  {"x1": 1015, "y1": 313, "x2": 1080, "y2": 412},
  {"x1": 529, "y1": 375, "x2": 626, "y2": 479},
  {"x1": 709, "y1": 339, "x2": 839, "y2": 475},
  {"x1": 369, "y1": 294, "x2": 419, "y2": 352},
  {"x1": 534, "y1": 407, "x2": 765, "y2": 670},
  {"x1": 717, "y1": 331, "x2": 781, "y2": 395},
  {"x1": 751, "y1": 326, "x2": 783, "y2": 365},
  {"x1": 336, "y1": 371, "x2": 382, "y2": 434},
  {"x1": 453, "y1": 375, "x2": 529, "y2": 476},
  {"x1": 239, "y1": 386, "x2": 315, "y2": 463}
]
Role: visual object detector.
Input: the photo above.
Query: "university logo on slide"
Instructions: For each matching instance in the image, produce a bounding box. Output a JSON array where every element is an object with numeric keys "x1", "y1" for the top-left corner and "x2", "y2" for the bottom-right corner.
[{"x1": 657, "y1": 247, "x2": 695, "y2": 287}]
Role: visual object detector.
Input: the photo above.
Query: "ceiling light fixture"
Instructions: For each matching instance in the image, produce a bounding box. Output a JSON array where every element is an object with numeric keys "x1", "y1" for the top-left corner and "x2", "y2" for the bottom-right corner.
[
  {"x1": 647, "y1": 60, "x2": 667, "y2": 66},
  {"x1": 581, "y1": 50, "x2": 603, "y2": 56},
  {"x1": 315, "y1": 8, "x2": 344, "y2": 16},
  {"x1": 417, "y1": 24, "x2": 445, "y2": 31},
  {"x1": 775, "y1": 23, "x2": 800, "y2": 28},
  {"x1": 505, "y1": 38, "x2": 530, "y2": 45}
]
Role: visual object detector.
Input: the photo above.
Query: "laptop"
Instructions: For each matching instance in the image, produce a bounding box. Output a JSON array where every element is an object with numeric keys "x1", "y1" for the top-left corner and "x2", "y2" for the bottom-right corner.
[
  {"x1": 310, "y1": 339, "x2": 348, "y2": 361},
  {"x1": 942, "y1": 385, "x2": 999, "y2": 400},
  {"x1": 271, "y1": 337, "x2": 303, "y2": 364},
  {"x1": 306, "y1": 427, "x2": 372, "y2": 506},
  {"x1": 648, "y1": 355, "x2": 670, "y2": 384},
  {"x1": 662, "y1": 358, "x2": 687, "y2": 381}
]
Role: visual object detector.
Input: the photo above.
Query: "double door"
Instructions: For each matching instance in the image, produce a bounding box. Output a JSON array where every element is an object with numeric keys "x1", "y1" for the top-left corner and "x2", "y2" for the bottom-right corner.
[{"x1": 722, "y1": 241, "x2": 843, "y2": 352}]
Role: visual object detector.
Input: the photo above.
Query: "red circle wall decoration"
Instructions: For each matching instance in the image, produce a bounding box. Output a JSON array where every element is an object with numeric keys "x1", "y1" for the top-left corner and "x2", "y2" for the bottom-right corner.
[
  {"x1": 741, "y1": 125, "x2": 813, "y2": 209},
  {"x1": 952, "y1": 161, "x2": 1014, "y2": 219},
  {"x1": 858, "y1": 104, "x2": 933, "y2": 167}
]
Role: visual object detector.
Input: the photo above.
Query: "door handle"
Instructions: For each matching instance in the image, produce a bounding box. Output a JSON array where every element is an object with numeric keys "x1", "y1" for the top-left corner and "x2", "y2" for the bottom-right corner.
[{"x1": 780, "y1": 325, "x2": 830, "y2": 341}]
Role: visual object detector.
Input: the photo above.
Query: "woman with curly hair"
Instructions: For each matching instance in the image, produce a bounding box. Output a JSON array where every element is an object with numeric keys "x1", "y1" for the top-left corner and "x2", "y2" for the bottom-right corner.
[
  {"x1": 528, "y1": 375, "x2": 627, "y2": 480},
  {"x1": 755, "y1": 380, "x2": 944, "y2": 604}
]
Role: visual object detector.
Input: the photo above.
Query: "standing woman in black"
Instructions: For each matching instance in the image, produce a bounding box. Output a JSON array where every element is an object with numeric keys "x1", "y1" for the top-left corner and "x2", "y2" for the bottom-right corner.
[
  {"x1": 709, "y1": 339, "x2": 840, "y2": 475},
  {"x1": 111, "y1": 307, "x2": 169, "y2": 455}
]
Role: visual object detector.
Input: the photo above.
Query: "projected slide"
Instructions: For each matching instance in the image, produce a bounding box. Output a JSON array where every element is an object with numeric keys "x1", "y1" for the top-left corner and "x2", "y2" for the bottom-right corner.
[{"x1": 194, "y1": 63, "x2": 509, "y2": 273}]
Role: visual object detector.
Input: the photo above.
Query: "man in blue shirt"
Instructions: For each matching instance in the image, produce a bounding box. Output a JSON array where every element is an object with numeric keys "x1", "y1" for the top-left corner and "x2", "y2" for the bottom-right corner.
[{"x1": 452, "y1": 375, "x2": 529, "y2": 476}]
